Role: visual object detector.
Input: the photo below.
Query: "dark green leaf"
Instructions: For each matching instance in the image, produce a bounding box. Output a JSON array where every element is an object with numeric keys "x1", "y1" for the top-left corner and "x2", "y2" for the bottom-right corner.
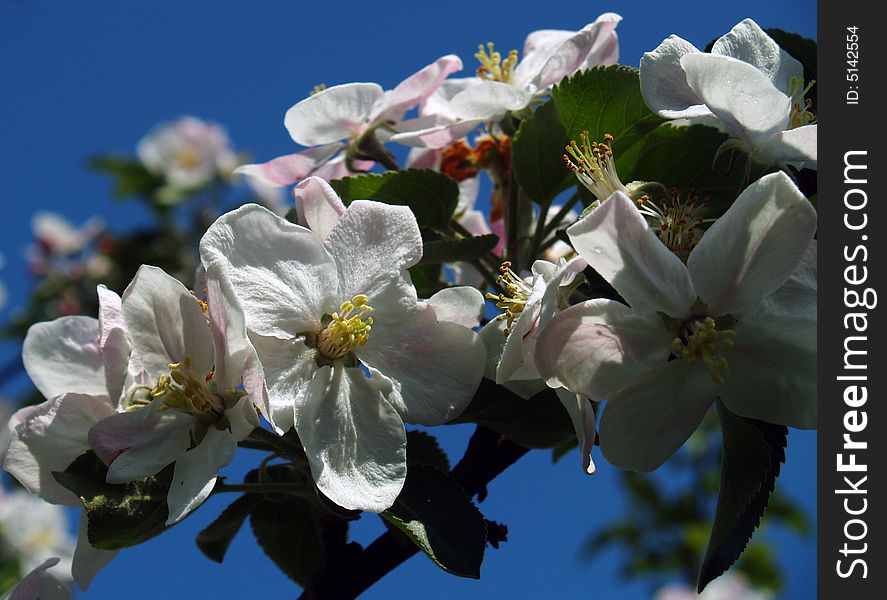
[
  {"x1": 406, "y1": 430, "x2": 450, "y2": 472},
  {"x1": 382, "y1": 465, "x2": 486, "y2": 578},
  {"x1": 551, "y1": 437, "x2": 578, "y2": 464},
  {"x1": 284, "y1": 208, "x2": 300, "y2": 225},
  {"x1": 196, "y1": 494, "x2": 263, "y2": 563},
  {"x1": 409, "y1": 263, "x2": 446, "y2": 298},
  {"x1": 697, "y1": 401, "x2": 788, "y2": 592},
  {"x1": 329, "y1": 169, "x2": 459, "y2": 230},
  {"x1": 89, "y1": 155, "x2": 165, "y2": 199},
  {"x1": 417, "y1": 234, "x2": 499, "y2": 266},
  {"x1": 250, "y1": 497, "x2": 324, "y2": 586},
  {"x1": 512, "y1": 99, "x2": 570, "y2": 205},
  {"x1": 53, "y1": 451, "x2": 173, "y2": 550},
  {"x1": 451, "y1": 378, "x2": 575, "y2": 448}
]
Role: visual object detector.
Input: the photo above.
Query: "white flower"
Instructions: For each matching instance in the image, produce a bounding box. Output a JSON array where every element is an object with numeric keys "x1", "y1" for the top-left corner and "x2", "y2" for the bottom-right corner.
[
  {"x1": 137, "y1": 116, "x2": 238, "y2": 189},
  {"x1": 391, "y1": 14, "x2": 621, "y2": 149},
  {"x1": 535, "y1": 172, "x2": 817, "y2": 471},
  {"x1": 31, "y1": 213, "x2": 103, "y2": 257},
  {"x1": 0, "y1": 490, "x2": 75, "y2": 579},
  {"x1": 0, "y1": 558, "x2": 70, "y2": 600},
  {"x1": 656, "y1": 572, "x2": 771, "y2": 600},
  {"x1": 640, "y1": 19, "x2": 816, "y2": 169},
  {"x1": 200, "y1": 184, "x2": 486, "y2": 512}
]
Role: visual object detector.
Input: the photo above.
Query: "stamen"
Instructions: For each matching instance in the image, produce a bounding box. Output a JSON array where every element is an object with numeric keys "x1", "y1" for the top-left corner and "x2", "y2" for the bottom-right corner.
[
  {"x1": 475, "y1": 42, "x2": 519, "y2": 84},
  {"x1": 787, "y1": 76, "x2": 816, "y2": 129},
  {"x1": 564, "y1": 132, "x2": 630, "y2": 202},
  {"x1": 484, "y1": 261, "x2": 533, "y2": 336},
  {"x1": 310, "y1": 83, "x2": 328, "y2": 96},
  {"x1": 316, "y1": 294, "x2": 375, "y2": 360},
  {"x1": 671, "y1": 317, "x2": 736, "y2": 384},
  {"x1": 636, "y1": 188, "x2": 712, "y2": 260},
  {"x1": 131, "y1": 355, "x2": 230, "y2": 424}
]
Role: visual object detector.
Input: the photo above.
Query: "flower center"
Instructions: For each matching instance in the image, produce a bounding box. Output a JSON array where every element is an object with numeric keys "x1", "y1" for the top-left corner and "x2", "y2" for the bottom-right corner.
[
  {"x1": 485, "y1": 261, "x2": 533, "y2": 336},
  {"x1": 671, "y1": 317, "x2": 736, "y2": 384},
  {"x1": 176, "y1": 145, "x2": 203, "y2": 169},
  {"x1": 126, "y1": 355, "x2": 231, "y2": 424},
  {"x1": 564, "y1": 132, "x2": 630, "y2": 202},
  {"x1": 316, "y1": 294, "x2": 375, "y2": 360},
  {"x1": 635, "y1": 189, "x2": 712, "y2": 260},
  {"x1": 475, "y1": 42, "x2": 519, "y2": 84},
  {"x1": 787, "y1": 76, "x2": 816, "y2": 129}
]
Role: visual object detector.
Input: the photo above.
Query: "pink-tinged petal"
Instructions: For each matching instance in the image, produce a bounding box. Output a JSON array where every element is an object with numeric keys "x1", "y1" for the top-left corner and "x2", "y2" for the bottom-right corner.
[
  {"x1": 310, "y1": 153, "x2": 373, "y2": 181},
  {"x1": 720, "y1": 313, "x2": 816, "y2": 429},
  {"x1": 248, "y1": 334, "x2": 317, "y2": 434},
  {"x1": 681, "y1": 54, "x2": 790, "y2": 148},
  {"x1": 522, "y1": 29, "x2": 574, "y2": 58},
  {"x1": 420, "y1": 78, "x2": 479, "y2": 119},
  {"x1": 375, "y1": 55, "x2": 464, "y2": 122},
  {"x1": 23, "y1": 317, "x2": 105, "y2": 401},
  {"x1": 406, "y1": 147, "x2": 441, "y2": 170},
  {"x1": 712, "y1": 19, "x2": 803, "y2": 94},
  {"x1": 426, "y1": 287, "x2": 485, "y2": 328},
  {"x1": 529, "y1": 13, "x2": 622, "y2": 90},
  {"x1": 555, "y1": 389, "x2": 597, "y2": 475},
  {"x1": 235, "y1": 143, "x2": 343, "y2": 186},
  {"x1": 389, "y1": 117, "x2": 484, "y2": 150},
  {"x1": 757, "y1": 124, "x2": 817, "y2": 169},
  {"x1": 3, "y1": 394, "x2": 114, "y2": 505},
  {"x1": 688, "y1": 172, "x2": 817, "y2": 317},
  {"x1": 97, "y1": 285, "x2": 130, "y2": 406},
  {"x1": 324, "y1": 201, "x2": 422, "y2": 321},
  {"x1": 359, "y1": 303, "x2": 486, "y2": 426},
  {"x1": 72, "y1": 512, "x2": 116, "y2": 592},
  {"x1": 166, "y1": 428, "x2": 237, "y2": 524},
  {"x1": 122, "y1": 265, "x2": 215, "y2": 381},
  {"x1": 200, "y1": 204, "x2": 339, "y2": 337},
  {"x1": 88, "y1": 403, "x2": 194, "y2": 483},
  {"x1": 600, "y1": 361, "x2": 716, "y2": 472},
  {"x1": 639, "y1": 35, "x2": 711, "y2": 119},
  {"x1": 295, "y1": 365, "x2": 406, "y2": 512},
  {"x1": 284, "y1": 82, "x2": 384, "y2": 146},
  {"x1": 535, "y1": 299, "x2": 673, "y2": 400},
  {"x1": 568, "y1": 192, "x2": 696, "y2": 317},
  {"x1": 293, "y1": 176, "x2": 346, "y2": 241}
]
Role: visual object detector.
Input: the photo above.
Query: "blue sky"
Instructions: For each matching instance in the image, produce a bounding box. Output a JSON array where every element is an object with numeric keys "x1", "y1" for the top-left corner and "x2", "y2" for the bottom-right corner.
[{"x1": 0, "y1": 1, "x2": 816, "y2": 598}]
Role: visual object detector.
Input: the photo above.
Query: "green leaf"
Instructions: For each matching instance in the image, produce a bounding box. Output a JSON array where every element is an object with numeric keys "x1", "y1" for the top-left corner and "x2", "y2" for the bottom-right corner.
[
  {"x1": 451, "y1": 378, "x2": 575, "y2": 449},
  {"x1": 406, "y1": 430, "x2": 450, "y2": 472},
  {"x1": 52, "y1": 451, "x2": 174, "y2": 550},
  {"x1": 512, "y1": 99, "x2": 570, "y2": 205},
  {"x1": 329, "y1": 169, "x2": 459, "y2": 230},
  {"x1": 196, "y1": 494, "x2": 263, "y2": 563},
  {"x1": 89, "y1": 155, "x2": 165, "y2": 199},
  {"x1": 250, "y1": 497, "x2": 324, "y2": 587},
  {"x1": 382, "y1": 465, "x2": 486, "y2": 578},
  {"x1": 417, "y1": 234, "x2": 499, "y2": 266},
  {"x1": 697, "y1": 401, "x2": 788, "y2": 592},
  {"x1": 408, "y1": 263, "x2": 446, "y2": 298}
]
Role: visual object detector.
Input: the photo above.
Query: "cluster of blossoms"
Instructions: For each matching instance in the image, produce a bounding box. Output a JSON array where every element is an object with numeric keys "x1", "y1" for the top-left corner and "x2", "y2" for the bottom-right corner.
[{"x1": 1, "y1": 14, "x2": 816, "y2": 597}]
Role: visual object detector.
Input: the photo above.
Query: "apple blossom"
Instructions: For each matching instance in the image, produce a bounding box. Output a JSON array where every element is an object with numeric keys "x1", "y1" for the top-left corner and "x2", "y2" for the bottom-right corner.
[
  {"x1": 640, "y1": 19, "x2": 816, "y2": 169},
  {"x1": 0, "y1": 490, "x2": 75, "y2": 579},
  {"x1": 0, "y1": 559, "x2": 70, "y2": 600},
  {"x1": 535, "y1": 171, "x2": 817, "y2": 471},
  {"x1": 655, "y1": 572, "x2": 771, "y2": 600},
  {"x1": 199, "y1": 188, "x2": 486, "y2": 511}
]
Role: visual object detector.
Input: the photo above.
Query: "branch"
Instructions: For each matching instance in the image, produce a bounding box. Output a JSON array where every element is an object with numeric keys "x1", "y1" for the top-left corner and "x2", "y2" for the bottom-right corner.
[{"x1": 298, "y1": 426, "x2": 530, "y2": 600}]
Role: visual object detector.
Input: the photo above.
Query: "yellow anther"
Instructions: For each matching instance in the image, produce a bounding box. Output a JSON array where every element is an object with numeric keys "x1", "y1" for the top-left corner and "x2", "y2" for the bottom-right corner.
[
  {"x1": 635, "y1": 188, "x2": 711, "y2": 260},
  {"x1": 672, "y1": 317, "x2": 735, "y2": 384},
  {"x1": 475, "y1": 42, "x2": 519, "y2": 84},
  {"x1": 310, "y1": 83, "x2": 328, "y2": 96},
  {"x1": 787, "y1": 76, "x2": 816, "y2": 129},
  {"x1": 485, "y1": 262, "x2": 533, "y2": 336},
  {"x1": 563, "y1": 132, "x2": 630, "y2": 202},
  {"x1": 317, "y1": 294, "x2": 375, "y2": 360}
]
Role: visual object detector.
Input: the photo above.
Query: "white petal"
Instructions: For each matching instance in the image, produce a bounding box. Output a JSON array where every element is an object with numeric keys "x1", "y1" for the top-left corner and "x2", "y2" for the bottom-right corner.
[
  {"x1": 374, "y1": 55, "x2": 463, "y2": 122},
  {"x1": 719, "y1": 313, "x2": 816, "y2": 429},
  {"x1": 600, "y1": 361, "x2": 716, "y2": 471},
  {"x1": 3, "y1": 394, "x2": 114, "y2": 505},
  {"x1": 712, "y1": 19, "x2": 804, "y2": 94},
  {"x1": 97, "y1": 286, "x2": 130, "y2": 406},
  {"x1": 2, "y1": 558, "x2": 70, "y2": 600},
  {"x1": 122, "y1": 265, "x2": 215, "y2": 380},
  {"x1": 534, "y1": 299, "x2": 673, "y2": 399},
  {"x1": 23, "y1": 317, "x2": 105, "y2": 401},
  {"x1": 295, "y1": 366, "x2": 406, "y2": 512},
  {"x1": 477, "y1": 319, "x2": 548, "y2": 400},
  {"x1": 389, "y1": 117, "x2": 485, "y2": 149},
  {"x1": 427, "y1": 286, "x2": 484, "y2": 328},
  {"x1": 324, "y1": 200, "x2": 422, "y2": 321},
  {"x1": 681, "y1": 53, "x2": 790, "y2": 148},
  {"x1": 758, "y1": 240, "x2": 817, "y2": 321},
  {"x1": 72, "y1": 512, "x2": 116, "y2": 592},
  {"x1": 200, "y1": 203, "x2": 338, "y2": 337},
  {"x1": 284, "y1": 82, "x2": 384, "y2": 146},
  {"x1": 568, "y1": 192, "x2": 696, "y2": 316},
  {"x1": 234, "y1": 143, "x2": 342, "y2": 187},
  {"x1": 166, "y1": 428, "x2": 237, "y2": 524},
  {"x1": 248, "y1": 333, "x2": 317, "y2": 433},
  {"x1": 757, "y1": 124, "x2": 817, "y2": 169},
  {"x1": 420, "y1": 78, "x2": 479, "y2": 119},
  {"x1": 555, "y1": 389, "x2": 597, "y2": 475},
  {"x1": 688, "y1": 171, "x2": 817, "y2": 317},
  {"x1": 204, "y1": 263, "x2": 250, "y2": 392},
  {"x1": 639, "y1": 35, "x2": 711, "y2": 119},
  {"x1": 359, "y1": 304, "x2": 485, "y2": 425},
  {"x1": 293, "y1": 176, "x2": 347, "y2": 241},
  {"x1": 449, "y1": 80, "x2": 533, "y2": 120}
]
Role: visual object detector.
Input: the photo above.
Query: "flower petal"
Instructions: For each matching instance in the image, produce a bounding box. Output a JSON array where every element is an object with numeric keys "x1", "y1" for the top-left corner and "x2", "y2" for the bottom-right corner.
[
  {"x1": 295, "y1": 365, "x2": 406, "y2": 512},
  {"x1": 97, "y1": 286, "x2": 130, "y2": 406},
  {"x1": 719, "y1": 313, "x2": 816, "y2": 429},
  {"x1": 681, "y1": 53, "x2": 790, "y2": 148},
  {"x1": 568, "y1": 192, "x2": 696, "y2": 316},
  {"x1": 757, "y1": 124, "x2": 817, "y2": 169},
  {"x1": 555, "y1": 389, "x2": 597, "y2": 475},
  {"x1": 3, "y1": 394, "x2": 114, "y2": 505},
  {"x1": 234, "y1": 143, "x2": 343, "y2": 187},
  {"x1": 293, "y1": 176, "x2": 346, "y2": 241},
  {"x1": 712, "y1": 19, "x2": 803, "y2": 94},
  {"x1": 639, "y1": 35, "x2": 711, "y2": 119},
  {"x1": 427, "y1": 286, "x2": 485, "y2": 328},
  {"x1": 600, "y1": 361, "x2": 716, "y2": 471},
  {"x1": 359, "y1": 303, "x2": 485, "y2": 425},
  {"x1": 374, "y1": 55, "x2": 463, "y2": 122},
  {"x1": 477, "y1": 319, "x2": 548, "y2": 400},
  {"x1": 448, "y1": 80, "x2": 533, "y2": 120},
  {"x1": 2, "y1": 558, "x2": 70, "y2": 600},
  {"x1": 688, "y1": 171, "x2": 817, "y2": 317},
  {"x1": 248, "y1": 333, "x2": 317, "y2": 433},
  {"x1": 72, "y1": 512, "x2": 116, "y2": 592},
  {"x1": 534, "y1": 299, "x2": 673, "y2": 399},
  {"x1": 758, "y1": 240, "x2": 817, "y2": 321},
  {"x1": 200, "y1": 203, "x2": 338, "y2": 337},
  {"x1": 389, "y1": 117, "x2": 485, "y2": 149},
  {"x1": 284, "y1": 82, "x2": 384, "y2": 146},
  {"x1": 22, "y1": 317, "x2": 105, "y2": 401},
  {"x1": 166, "y1": 428, "x2": 237, "y2": 524}
]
